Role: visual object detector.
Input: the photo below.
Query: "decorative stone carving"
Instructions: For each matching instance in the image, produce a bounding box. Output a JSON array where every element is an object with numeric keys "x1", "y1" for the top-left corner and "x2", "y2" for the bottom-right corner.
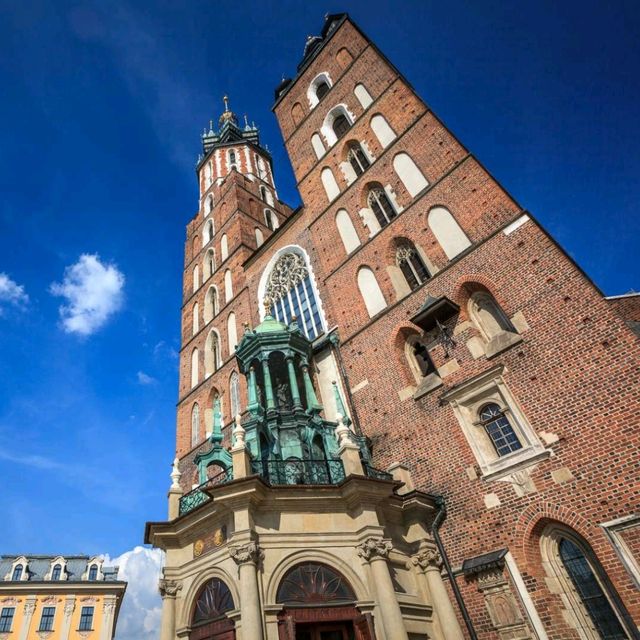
[
  {"x1": 229, "y1": 541, "x2": 263, "y2": 566},
  {"x1": 36, "y1": 632, "x2": 53, "y2": 640},
  {"x1": 158, "y1": 579, "x2": 182, "y2": 598},
  {"x1": 232, "y1": 414, "x2": 246, "y2": 448},
  {"x1": 24, "y1": 601, "x2": 36, "y2": 616},
  {"x1": 265, "y1": 253, "x2": 308, "y2": 301},
  {"x1": 0, "y1": 597, "x2": 19, "y2": 605},
  {"x1": 334, "y1": 413, "x2": 352, "y2": 447},
  {"x1": 41, "y1": 596, "x2": 58, "y2": 605},
  {"x1": 64, "y1": 601, "x2": 75, "y2": 616},
  {"x1": 103, "y1": 600, "x2": 117, "y2": 614},
  {"x1": 170, "y1": 457, "x2": 181, "y2": 490},
  {"x1": 357, "y1": 537, "x2": 392, "y2": 561},
  {"x1": 474, "y1": 566, "x2": 532, "y2": 640},
  {"x1": 412, "y1": 547, "x2": 443, "y2": 571}
]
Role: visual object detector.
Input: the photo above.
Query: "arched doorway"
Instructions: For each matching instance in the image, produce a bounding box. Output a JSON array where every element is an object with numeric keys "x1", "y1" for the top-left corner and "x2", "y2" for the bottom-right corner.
[
  {"x1": 190, "y1": 578, "x2": 235, "y2": 640},
  {"x1": 276, "y1": 563, "x2": 376, "y2": 640}
]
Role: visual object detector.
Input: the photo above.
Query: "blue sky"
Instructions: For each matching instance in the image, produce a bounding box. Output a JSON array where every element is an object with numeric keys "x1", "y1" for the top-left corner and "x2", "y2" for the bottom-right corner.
[{"x1": 0, "y1": 1, "x2": 639, "y2": 636}]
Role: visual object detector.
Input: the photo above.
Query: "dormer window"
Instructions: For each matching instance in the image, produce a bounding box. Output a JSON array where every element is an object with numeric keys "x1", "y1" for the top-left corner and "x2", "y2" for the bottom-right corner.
[
  {"x1": 11, "y1": 566, "x2": 23, "y2": 581},
  {"x1": 88, "y1": 565, "x2": 98, "y2": 581},
  {"x1": 51, "y1": 564, "x2": 62, "y2": 581}
]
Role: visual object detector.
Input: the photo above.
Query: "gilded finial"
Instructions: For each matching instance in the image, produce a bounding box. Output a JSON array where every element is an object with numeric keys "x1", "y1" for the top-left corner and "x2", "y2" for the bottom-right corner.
[{"x1": 223, "y1": 94, "x2": 229, "y2": 110}]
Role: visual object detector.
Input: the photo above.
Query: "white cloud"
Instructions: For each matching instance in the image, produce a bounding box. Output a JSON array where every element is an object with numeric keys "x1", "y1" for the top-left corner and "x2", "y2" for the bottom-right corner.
[
  {"x1": 0, "y1": 273, "x2": 28, "y2": 312},
  {"x1": 104, "y1": 546, "x2": 164, "y2": 640},
  {"x1": 50, "y1": 254, "x2": 124, "y2": 336},
  {"x1": 137, "y1": 371, "x2": 157, "y2": 385}
]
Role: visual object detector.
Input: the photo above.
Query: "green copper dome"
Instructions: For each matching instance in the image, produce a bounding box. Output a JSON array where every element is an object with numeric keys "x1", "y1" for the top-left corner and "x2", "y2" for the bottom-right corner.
[{"x1": 254, "y1": 313, "x2": 288, "y2": 334}]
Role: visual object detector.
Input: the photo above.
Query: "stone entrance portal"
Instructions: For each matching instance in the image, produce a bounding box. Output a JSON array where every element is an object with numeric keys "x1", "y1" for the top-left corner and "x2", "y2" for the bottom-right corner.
[{"x1": 275, "y1": 563, "x2": 376, "y2": 640}]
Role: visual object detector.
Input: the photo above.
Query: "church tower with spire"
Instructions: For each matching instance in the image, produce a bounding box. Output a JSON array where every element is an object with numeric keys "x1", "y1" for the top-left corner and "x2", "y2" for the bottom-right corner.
[
  {"x1": 176, "y1": 98, "x2": 294, "y2": 457},
  {"x1": 146, "y1": 13, "x2": 640, "y2": 640}
]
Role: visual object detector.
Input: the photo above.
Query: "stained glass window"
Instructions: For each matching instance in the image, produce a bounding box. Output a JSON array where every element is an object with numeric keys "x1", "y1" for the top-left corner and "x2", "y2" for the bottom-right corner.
[
  {"x1": 276, "y1": 563, "x2": 355, "y2": 605},
  {"x1": 192, "y1": 579, "x2": 234, "y2": 624},
  {"x1": 479, "y1": 403, "x2": 522, "y2": 457},
  {"x1": 265, "y1": 252, "x2": 324, "y2": 340},
  {"x1": 559, "y1": 538, "x2": 627, "y2": 639}
]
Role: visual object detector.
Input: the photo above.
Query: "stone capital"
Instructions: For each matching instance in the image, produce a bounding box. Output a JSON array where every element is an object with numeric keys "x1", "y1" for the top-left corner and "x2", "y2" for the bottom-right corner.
[
  {"x1": 63, "y1": 601, "x2": 75, "y2": 617},
  {"x1": 158, "y1": 579, "x2": 182, "y2": 598},
  {"x1": 229, "y1": 541, "x2": 264, "y2": 566},
  {"x1": 357, "y1": 537, "x2": 392, "y2": 562},
  {"x1": 411, "y1": 547, "x2": 443, "y2": 571},
  {"x1": 24, "y1": 601, "x2": 37, "y2": 616}
]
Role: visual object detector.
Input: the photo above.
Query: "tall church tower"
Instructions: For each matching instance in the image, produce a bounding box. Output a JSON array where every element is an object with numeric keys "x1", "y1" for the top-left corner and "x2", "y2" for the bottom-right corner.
[
  {"x1": 147, "y1": 13, "x2": 640, "y2": 640},
  {"x1": 177, "y1": 98, "x2": 293, "y2": 458}
]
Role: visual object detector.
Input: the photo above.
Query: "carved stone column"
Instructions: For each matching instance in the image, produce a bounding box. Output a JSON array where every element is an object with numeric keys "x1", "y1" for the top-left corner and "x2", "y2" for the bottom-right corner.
[
  {"x1": 357, "y1": 537, "x2": 409, "y2": 640},
  {"x1": 18, "y1": 598, "x2": 36, "y2": 640},
  {"x1": 159, "y1": 579, "x2": 182, "y2": 640},
  {"x1": 99, "y1": 597, "x2": 117, "y2": 640},
  {"x1": 412, "y1": 548, "x2": 464, "y2": 640},
  {"x1": 230, "y1": 542, "x2": 264, "y2": 640},
  {"x1": 58, "y1": 597, "x2": 75, "y2": 640}
]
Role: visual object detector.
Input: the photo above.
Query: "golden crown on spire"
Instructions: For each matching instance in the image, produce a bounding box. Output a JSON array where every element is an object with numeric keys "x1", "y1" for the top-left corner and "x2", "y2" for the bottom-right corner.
[{"x1": 219, "y1": 94, "x2": 238, "y2": 127}]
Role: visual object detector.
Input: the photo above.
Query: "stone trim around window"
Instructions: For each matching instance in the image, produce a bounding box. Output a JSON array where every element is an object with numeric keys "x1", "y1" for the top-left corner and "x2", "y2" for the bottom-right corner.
[
  {"x1": 442, "y1": 365, "x2": 548, "y2": 480},
  {"x1": 601, "y1": 514, "x2": 640, "y2": 590}
]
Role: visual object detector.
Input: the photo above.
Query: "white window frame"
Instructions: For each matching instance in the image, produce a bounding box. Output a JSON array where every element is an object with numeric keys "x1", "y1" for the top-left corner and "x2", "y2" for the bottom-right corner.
[{"x1": 443, "y1": 365, "x2": 548, "y2": 479}]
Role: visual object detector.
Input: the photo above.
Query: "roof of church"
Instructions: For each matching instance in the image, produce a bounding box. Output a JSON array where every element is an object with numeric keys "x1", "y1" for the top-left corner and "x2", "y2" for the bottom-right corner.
[
  {"x1": 0, "y1": 554, "x2": 120, "y2": 582},
  {"x1": 197, "y1": 95, "x2": 264, "y2": 168},
  {"x1": 273, "y1": 13, "x2": 348, "y2": 104}
]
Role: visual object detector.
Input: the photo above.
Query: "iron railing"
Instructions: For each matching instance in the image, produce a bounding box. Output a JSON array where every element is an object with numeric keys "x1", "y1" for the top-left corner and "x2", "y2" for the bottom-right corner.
[
  {"x1": 179, "y1": 468, "x2": 233, "y2": 516},
  {"x1": 363, "y1": 463, "x2": 394, "y2": 481},
  {"x1": 251, "y1": 459, "x2": 345, "y2": 486}
]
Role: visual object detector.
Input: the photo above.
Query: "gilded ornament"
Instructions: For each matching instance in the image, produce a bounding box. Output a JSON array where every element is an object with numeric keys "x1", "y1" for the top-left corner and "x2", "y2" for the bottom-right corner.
[{"x1": 194, "y1": 539, "x2": 205, "y2": 557}]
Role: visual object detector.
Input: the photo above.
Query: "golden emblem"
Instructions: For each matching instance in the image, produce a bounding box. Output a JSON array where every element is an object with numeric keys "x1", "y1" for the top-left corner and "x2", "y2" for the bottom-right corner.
[
  {"x1": 193, "y1": 539, "x2": 205, "y2": 557},
  {"x1": 213, "y1": 528, "x2": 225, "y2": 547}
]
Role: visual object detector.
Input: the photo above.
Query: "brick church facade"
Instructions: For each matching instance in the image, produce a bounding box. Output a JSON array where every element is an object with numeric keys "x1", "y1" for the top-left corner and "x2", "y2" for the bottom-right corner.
[{"x1": 145, "y1": 13, "x2": 640, "y2": 640}]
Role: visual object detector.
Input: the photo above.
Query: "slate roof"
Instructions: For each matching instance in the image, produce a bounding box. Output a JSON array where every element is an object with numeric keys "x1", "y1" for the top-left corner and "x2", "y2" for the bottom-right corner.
[{"x1": 0, "y1": 555, "x2": 120, "y2": 582}]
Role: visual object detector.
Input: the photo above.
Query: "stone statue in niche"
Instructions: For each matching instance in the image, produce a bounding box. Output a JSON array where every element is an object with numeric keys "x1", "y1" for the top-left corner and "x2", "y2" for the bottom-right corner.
[{"x1": 276, "y1": 378, "x2": 290, "y2": 409}]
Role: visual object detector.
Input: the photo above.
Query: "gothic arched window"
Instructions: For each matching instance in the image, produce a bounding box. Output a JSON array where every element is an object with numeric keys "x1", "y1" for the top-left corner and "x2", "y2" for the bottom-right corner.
[
  {"x1": 406, "y1": 336, "x2": 436, "y2": 380},
  {"x1": 191, "y1": 403, "x2": 200, "y2": 446},
  {"x1": 347, "y1": 142, "x2": 370, "y2": 177},
  {"x1": 478, "y1": 403, "x2": 522, "y2": 457},
  {"x1": 192, "y1": 578, "x2": 235, "y2": 625},
  {"x1": 315, "y1": 81, "x2": 330, "y2": 101},
  {"x1": 265, "y1": 210, "x2": 274, "y2": 230},
  {"x1": 204, "y1": 286, "x2": 218, "y2": 323},
  {"x1": 469, "y1": 291, "x2": 515, "y2": 341},
  {"x1": 230, "y1": 372, "x2": 241, "y2": 419},
  {"x1": 557, "y1": 538, "x2": 627, "y2": 639},
  {"x1": 205, "y1": 331, "x2": 221, "y2": 377},
  {"x1": 264, "y1": 252, "x2": 324, "y2": 340},
  {"x1": 368, "y1": 187, "x2": 396, "y2": 228},
  {"x1": 228, "y1": 149, "x2": 237, "y2": 170},
  {"x1": 396, "y1": 243, "x2": 430, "y2": 291},
  {"x1": 332, "y1": 114, "x2": 350, "y2": 140}
]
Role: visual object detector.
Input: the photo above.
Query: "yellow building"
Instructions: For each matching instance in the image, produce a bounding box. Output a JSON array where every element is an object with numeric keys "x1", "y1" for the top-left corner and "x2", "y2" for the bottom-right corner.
[{"x1": 0, "y1": 555, "x2": 126, "y2": 640}]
